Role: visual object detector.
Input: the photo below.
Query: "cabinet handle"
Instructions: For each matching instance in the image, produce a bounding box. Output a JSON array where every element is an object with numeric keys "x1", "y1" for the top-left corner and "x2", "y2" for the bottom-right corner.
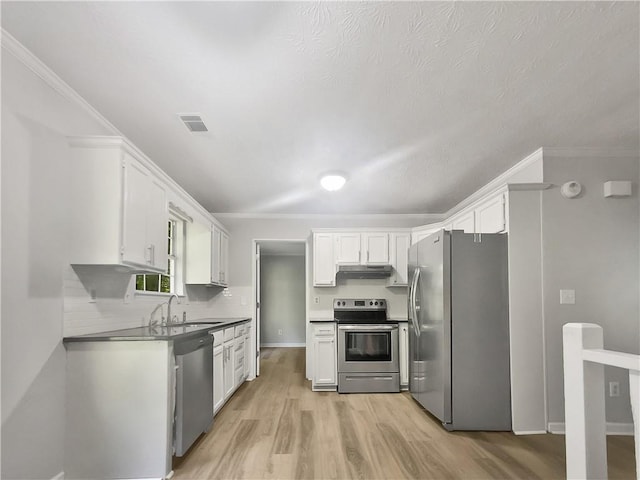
[{"x1": 367, "y1": 250, "x2": 369, "y2": 263}]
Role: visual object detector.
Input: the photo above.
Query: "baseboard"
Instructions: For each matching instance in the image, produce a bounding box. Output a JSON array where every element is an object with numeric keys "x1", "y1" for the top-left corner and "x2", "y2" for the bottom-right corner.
[
  {"x1": 548, "y1": 422, "x2": 634, "y2": 436},
  {"x1": 51, "y1": 472, "x2": 64, "y2": 480},
  {"x1": 513, "y1": 430, "x2": 547, "y2": 435},
  {"x1": 261, "y1": 342, "x2": 306, "y2": 347}
]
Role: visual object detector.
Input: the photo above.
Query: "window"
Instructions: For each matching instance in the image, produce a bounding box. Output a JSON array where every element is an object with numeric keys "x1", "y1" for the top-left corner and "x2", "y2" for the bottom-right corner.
[{"x1": 136, "y1": 217, "x2": 184, "y2": 295}]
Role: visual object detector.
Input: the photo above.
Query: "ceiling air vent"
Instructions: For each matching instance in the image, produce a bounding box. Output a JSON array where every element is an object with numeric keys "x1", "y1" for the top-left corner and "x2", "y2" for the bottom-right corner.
[{"x1": 179, "y1": 114, "x2": 208, "y2": 133}]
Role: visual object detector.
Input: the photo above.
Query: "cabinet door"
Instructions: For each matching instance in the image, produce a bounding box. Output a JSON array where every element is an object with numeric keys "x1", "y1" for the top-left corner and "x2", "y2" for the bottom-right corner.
[
  {"x1": 362, "y1": 233, "x2": 389, "y2": 264},
  {"x1": 313, "y1": 233, "x2": 336, "y2": 286},
  {"x1": 399, "y1": 323, "x2": 409, "y2": 388},
  {"x1": 223, "y1": 343, "x2": 235, "y2": 399},
  {"x1": 411, "y1": 227, "x2": 440, "y2": 245},
  {"x1": 389, "y1": 233, "x2": 410, "y2": 286},
  {"x1": 243, "y1": 330, "x2": 251, "y2": 379},
  {"x1": 476, "y1": 193, "x2": 506, "y2": 234},
  {"x1": 313, "y1": 336, "x2": 336, "y2": 386},
  {"x1": 220, "y1": 231, "x2": 229, "y2": 285},
  {"x1": 122, "y1": 155, "x2": 167, "y2": 271},
  {"x1": 451, "y1": 211, "x2": 475, "y2": 233},
  {"x1": 335, "y1": 233, "x2": 361, "y2": 265},
  {"x1": 185, "y1": 221, "x2": 213, "y2": 284},
  {"x1": 213, "y1": 345, "x2": 224, "y2": 414},
  {"x1": 122, "y1": 158, "x2": 152, "y2": 268},
  {"x1": 211, "y1": 227, "x2": 222, "y2": 284},
  {"x1": 147, "y1": 179, "x2": 168, "y2": 271}
]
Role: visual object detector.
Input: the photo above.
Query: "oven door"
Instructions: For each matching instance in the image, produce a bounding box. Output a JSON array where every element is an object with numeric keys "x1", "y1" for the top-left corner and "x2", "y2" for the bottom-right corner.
[{"x1": 338, "y1": 324, "x2": 399, "y2": 373}]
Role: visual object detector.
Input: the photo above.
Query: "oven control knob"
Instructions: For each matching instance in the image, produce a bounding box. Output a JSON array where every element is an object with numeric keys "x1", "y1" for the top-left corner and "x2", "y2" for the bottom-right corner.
[
  {"x1": 375, "y1": 301, "x2": 379, "y2": 305},
  {"x1": 369, "y1": 301, "x2": 373, "y2": 305}
]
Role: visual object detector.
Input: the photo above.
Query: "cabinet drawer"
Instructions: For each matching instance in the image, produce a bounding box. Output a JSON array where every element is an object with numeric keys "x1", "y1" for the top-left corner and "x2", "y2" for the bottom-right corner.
[
  {"x1": 212, "y1": 330, "x2": 223, "y2": 347},
  {"x1": 313, "y1": 323, "x2": 336, "y2": 336},
  {"x1": 223, "y1": 327, "x2": 234, "y2": 342},
  {"x1": 235, "y1": 324, "x2": 246, "y2": 338}
]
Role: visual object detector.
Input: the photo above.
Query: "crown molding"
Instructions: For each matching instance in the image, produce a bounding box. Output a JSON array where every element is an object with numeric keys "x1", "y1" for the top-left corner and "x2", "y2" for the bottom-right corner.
[
  {"x1": 507, "y1": 183, "x2": 553, "y2": 191},
  {"x1": 214, "y1": 212, "x2": 444, "y2": 222},
  {"x1": 542, "y1": 147, "x2": 640, "y2": 158},
  {"x1": 1, "y1": 28, "x2": 122, "y2": 136},
  {"x1": 444, "y1": 148, "x2": 544, "y2": 219}
]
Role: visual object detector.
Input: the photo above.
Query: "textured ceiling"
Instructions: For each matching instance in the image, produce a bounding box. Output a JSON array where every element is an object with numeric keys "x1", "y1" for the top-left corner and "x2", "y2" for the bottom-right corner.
[{"x1": 2, "y1": 2, "x2": 639, "y2": 214}]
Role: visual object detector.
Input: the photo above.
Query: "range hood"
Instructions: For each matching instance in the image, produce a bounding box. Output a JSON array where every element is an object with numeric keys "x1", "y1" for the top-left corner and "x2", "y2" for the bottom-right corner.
[{"x1": 337, "y1": 264, "x2": 393, "y2": 279}]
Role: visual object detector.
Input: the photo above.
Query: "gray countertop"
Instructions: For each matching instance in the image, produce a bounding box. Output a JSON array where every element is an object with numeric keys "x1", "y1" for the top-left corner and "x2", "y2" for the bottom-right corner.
[{"x1": 63, "y1": 317, "x2": 251, "y2": 343}]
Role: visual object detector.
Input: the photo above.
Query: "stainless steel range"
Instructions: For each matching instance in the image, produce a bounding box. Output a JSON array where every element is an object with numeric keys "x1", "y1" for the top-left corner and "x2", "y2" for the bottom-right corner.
[{"x1": 335, "y1": 298, "x2": 400, "y2": 393}]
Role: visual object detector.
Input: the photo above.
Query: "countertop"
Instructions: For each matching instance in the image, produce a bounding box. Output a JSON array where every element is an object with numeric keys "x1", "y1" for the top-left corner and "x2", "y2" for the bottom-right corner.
[{"x1": 63, "y1": 317, "x2": 251, "y2": 343}]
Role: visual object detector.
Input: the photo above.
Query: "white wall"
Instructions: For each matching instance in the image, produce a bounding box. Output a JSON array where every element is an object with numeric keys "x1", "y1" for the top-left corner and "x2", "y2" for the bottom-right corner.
[
  {"x1": 541, "y1": 153, "x2": 640, "y2": 428},
  {"x1": 0, "y1": 42, "x2": 231, "y2": 478},
  {"x1": 507, "y1": 188, "x2": 547, "y2": 433},
  {"x1": 260, "y1": 255, "x2": 306, "y2": 345},
  {"x1": 1, "y1": 51, "x2": 113, "y2": 479}
]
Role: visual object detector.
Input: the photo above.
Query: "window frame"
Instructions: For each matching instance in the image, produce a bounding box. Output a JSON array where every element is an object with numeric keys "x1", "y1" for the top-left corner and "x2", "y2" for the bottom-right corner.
[{"x1": 135, "y1": 215, "x2": 185, "y2": 296}]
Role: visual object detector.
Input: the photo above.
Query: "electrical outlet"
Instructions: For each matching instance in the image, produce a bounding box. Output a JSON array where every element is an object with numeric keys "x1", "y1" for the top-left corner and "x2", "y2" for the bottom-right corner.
[
  {"x1": 314, "y1": 297, "x2": 320, "y2": 304},
  {"x1": 183, "y1": 311, "x2": 187, "y2": 322},
  {"x1": 278, "y1": 329, "x2": 283, "y2": 336},
  {"x1": 609, "y1": 381, "x2": 620, "y2": 397}
]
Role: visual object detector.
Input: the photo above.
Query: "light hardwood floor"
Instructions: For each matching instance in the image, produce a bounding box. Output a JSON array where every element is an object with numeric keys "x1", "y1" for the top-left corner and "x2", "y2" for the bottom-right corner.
[{"x1": 172, "y1": 347, "x2": 636, "y2": 479}]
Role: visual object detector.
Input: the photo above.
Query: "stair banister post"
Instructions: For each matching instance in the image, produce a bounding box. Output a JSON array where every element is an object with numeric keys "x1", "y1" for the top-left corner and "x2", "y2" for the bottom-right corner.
[{"x1": 563, "y1": 323, "x2": 608, "y2": 480}]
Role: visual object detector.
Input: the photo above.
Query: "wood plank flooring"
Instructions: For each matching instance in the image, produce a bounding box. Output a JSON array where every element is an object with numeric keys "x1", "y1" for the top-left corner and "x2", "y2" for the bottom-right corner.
[{"x1": 172, "y1": 347, "x2": 637, "y2": 479}]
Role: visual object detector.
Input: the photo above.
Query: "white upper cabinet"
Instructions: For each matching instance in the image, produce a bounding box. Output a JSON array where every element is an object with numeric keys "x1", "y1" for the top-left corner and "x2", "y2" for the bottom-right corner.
[
  {"x1": 411, "y1": 226, "x2": 441, "y2": 245},
  {"x1": 362, "y1": 233, "x2": 389, "y2": 264},
  {"x1": 185, "y1": 218, "x2": 213, "y2": 284},
  {"x1": 122, "y1": 155, "x2": 168, "y2": 271},
  {"x1": 335, "y1": 233, "x2": 361, "y2": 265},
  {"x1": 313, "y1": 233, "x2": 336, "y2": 287},
  {"x1": 388, "y1": 233, "x2": 410, "y2": 286},
  {"x1": 212, "y1": 226, "x2": 229, "y2": 286},
  {"x1": 68, "y1": 137, "x2": 167, "y2": 273},
  {"x1": 335, "y1": 232, "x2": 390, "y2": 265},
  {"x1": 475, "y1": 193, "x2": 507, "y2": 234},
  {"x1": 450, "y1": 210, "x2": 475, "y2": 233}
]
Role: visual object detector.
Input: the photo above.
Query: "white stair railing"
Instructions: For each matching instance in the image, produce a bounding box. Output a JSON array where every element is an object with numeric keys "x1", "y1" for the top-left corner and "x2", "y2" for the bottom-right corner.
[{"x1": 563, "y1": 323, "x2": 640, "y2": 479}]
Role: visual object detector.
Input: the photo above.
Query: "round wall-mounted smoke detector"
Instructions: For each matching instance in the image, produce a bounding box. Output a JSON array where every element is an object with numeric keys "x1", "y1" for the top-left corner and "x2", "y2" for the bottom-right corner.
[{"x1": 561, "y1": 181, "x2": 582, "y2": 199}]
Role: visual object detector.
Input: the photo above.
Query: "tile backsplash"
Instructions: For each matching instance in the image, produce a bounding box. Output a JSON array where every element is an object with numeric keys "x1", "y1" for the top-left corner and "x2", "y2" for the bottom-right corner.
[{"x1": 63, "y1": 265, "x2": 252, "y2": 337}]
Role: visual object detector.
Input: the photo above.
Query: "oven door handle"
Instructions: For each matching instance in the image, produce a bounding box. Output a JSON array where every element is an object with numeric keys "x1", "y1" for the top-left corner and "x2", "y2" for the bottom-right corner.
[{"x1": 338, "y1": 325, "x2": 397, "y2": 332}]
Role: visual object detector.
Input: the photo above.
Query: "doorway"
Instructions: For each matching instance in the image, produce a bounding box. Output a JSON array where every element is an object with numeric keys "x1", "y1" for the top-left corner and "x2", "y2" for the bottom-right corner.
[{"x1": 253, "y1": 240, "x2": 307, "y2": 376}]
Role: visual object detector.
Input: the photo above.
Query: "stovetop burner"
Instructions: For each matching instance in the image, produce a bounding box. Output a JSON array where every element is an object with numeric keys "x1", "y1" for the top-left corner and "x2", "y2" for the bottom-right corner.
[{"x1": 333, "y1": 298, "x2": 392, "y2": 324}]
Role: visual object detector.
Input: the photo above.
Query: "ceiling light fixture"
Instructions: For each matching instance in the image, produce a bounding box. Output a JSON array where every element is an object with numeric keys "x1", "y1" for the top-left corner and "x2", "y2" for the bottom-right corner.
[{"x1": 320, "y1": 173, "x2": 347, "y2": 191}]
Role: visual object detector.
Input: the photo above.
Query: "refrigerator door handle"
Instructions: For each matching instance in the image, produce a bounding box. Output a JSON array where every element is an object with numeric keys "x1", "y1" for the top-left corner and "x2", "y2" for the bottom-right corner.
[{"x1": 409, "y1": 268, "x2": 420, "y2": 337}]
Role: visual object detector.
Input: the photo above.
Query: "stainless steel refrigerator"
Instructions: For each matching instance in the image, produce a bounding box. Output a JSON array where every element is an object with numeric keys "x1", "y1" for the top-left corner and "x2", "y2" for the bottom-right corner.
[{"x1": 408, "y1": 229, "x2": 511, "y2": 431}]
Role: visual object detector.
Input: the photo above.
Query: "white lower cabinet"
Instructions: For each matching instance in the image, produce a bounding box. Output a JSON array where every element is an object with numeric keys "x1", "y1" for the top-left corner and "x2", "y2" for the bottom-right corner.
[
  {"x1": 243, "y1": 326, "x2": 252, "y2": 379},
  {"x1": 311, "y1": 323, "x2": 337, "y2": 391},
  {"x1": 399, "y1": 322, "x2": 409, "y2": 389},
  {"x1": 213, "y1": 343, "x2": 224, "y2": 414},
  {"x1": 223, "y1": 328, "x2": 235, "y2": 400},
  {"x1": 213, "y1": 322, "x2": 251, "y2": 416}
]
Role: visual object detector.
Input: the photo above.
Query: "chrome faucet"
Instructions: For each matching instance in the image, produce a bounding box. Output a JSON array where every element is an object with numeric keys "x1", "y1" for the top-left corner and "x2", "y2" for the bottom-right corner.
[
  {"x1": 167, "y1": 294, "x2": 180, "y2": 325},
  {"x1": 148, "y1": 302, "x2": 165, "y2": 327}
]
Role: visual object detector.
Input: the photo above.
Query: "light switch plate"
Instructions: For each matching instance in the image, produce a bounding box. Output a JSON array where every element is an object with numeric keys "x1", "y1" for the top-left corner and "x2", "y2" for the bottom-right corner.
[{"x1": 560, "y1": 289, "x2": 576, "y2": 305}]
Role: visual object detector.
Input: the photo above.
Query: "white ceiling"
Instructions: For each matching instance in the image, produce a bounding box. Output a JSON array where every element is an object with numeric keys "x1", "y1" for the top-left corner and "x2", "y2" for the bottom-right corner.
[{"x1": 2, "y1": 2, "x2": 638, "y2": 215}]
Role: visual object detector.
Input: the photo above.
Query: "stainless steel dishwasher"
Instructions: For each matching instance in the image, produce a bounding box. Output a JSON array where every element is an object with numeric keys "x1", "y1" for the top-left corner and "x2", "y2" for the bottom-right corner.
[{"x1": 174, "y1": 331, "x2": 214, "y2": 456}]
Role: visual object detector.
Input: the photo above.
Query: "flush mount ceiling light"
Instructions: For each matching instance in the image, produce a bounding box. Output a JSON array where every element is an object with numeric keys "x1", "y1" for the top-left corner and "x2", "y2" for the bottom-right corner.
[{"x1": 320, "y1": 173, "x2": 347, "y2": 191}]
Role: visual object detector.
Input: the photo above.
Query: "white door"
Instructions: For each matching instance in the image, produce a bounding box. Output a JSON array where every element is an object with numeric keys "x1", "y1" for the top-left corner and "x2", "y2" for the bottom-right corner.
[{"x1": 255, "y1": 242, "x2": 261, "y2": 376}]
